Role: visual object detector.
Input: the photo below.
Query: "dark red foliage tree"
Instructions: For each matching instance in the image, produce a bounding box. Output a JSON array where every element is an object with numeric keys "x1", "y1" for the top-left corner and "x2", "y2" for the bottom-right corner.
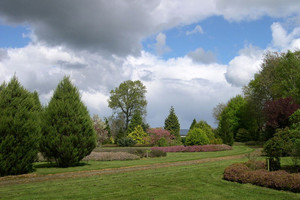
[{"x1": 264, "y1": 97, "x2": 300, "y2": 139}]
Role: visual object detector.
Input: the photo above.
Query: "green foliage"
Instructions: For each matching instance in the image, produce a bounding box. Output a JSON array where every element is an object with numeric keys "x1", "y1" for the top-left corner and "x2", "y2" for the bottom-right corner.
[
  {"x1": 108, "y1": 80, "x2": 147, "y2": 132},
  {"x1": 236, "y1": 128, "x2": 251, "y2": 142},
  {"x1": 291, "y1": 139, "x2": 300, "y2": 167},
  {"x1": 217, "y1": 95, "x2": 246, "y2": 145},
  {"x1": 193, "y1": 120, "x2": 215, "y2": 140},
  {"x1": 157, "y1": 137, "x2": 168, "y2": 147},
  {"x1": 289, "y1": 109, "x2": 300, "y2": 129},
  {"x1": 128, "y1": 125, "x2": 148, "y2": 144},
  {"x1": 149, "y1": 149, "x2": 167, "y2": 157},
  {"x1": 127, "y1": 110, "x2": 143, "y2": 133},
  {"x1": 189, "y1": 119, "x2": 197, "y2": 130},
  {"x1": 0, "y1": 76, "x2": 41, "y2": 176},
  {"x1": 40, "y1": 76, "x2": 96, "y2": 167},
  {"x1": 164, "y1": 106, "x2": 180, "y2": 138},
  {"x1": 185, "y1": 128, "x2": 210, "y2": 146},
  {"x1": 116, "y1": 137, "x2": 136, "y2": 147}
]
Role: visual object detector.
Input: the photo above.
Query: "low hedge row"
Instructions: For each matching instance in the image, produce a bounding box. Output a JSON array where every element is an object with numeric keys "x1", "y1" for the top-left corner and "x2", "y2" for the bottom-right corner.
[
  {"x1": 151, "y1": 144, "x2": 232, "y2": 152},
  {"x1": 223, "y1": 161, "x2": 300, "y2": 193}
]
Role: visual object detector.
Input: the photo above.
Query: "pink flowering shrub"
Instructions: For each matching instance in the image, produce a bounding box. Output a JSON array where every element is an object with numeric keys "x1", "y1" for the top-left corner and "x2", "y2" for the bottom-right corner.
[
  {"x1": 224, "y1": 161, "x2": 300, "y2": 193},
  {"x1": 151, "y1": 144, "x2": 232, "y2": 152},
  {"x1": 147, "y1": 128, "x2": 175, "y2": 146}
]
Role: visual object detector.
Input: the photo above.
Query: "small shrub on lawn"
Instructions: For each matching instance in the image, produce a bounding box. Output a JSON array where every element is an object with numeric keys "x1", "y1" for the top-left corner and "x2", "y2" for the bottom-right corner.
[
  {"x1": 83, "y1": 152, "x2": 139, "y2": 161},
  {"x1": 149, "y1": 149, "x2": 167, "y2": 157},
  {"x1": 117, "y1": 137, "x2": 136, "y2": 147},
  {"x1": 224, "y1": 161, "x2": 300, "y2": 193},
  {"x1": 151, "y1": 144, "x2": 232, "y2": 152}
]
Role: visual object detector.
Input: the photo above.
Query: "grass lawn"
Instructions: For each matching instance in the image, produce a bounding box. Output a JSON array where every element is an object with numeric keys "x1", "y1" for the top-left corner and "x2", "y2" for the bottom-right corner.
[
  {"x1": 1, "y1": 157, "x2": 299, "y2": 200},
  {"x1": 33, "y1": 145, "x2": 253, "y2": 175}
]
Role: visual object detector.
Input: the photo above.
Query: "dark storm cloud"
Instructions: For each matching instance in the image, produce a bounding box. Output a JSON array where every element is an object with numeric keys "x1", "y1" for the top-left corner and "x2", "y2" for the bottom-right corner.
[{"x1": 0, "y1": 0, "x2": 160, "y2": 56}]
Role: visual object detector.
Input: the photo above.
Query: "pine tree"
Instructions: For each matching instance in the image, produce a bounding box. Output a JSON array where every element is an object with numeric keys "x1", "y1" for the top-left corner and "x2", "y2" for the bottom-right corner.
[
  {"x1": 0, "y1": 76, "x2": 41, "y2": 176},
  {"x1": 189, "y1": 119, "x2": 197, "y2": 130},
  {"x1": 40, "y1": 76, "x2": 96, "y2": 167},
  {"x1": 127, "y1": 110, "x2": 143, "y2": 134},
  {"x1": 164, "y1": 106, "x2": 180, "y2": 138}
]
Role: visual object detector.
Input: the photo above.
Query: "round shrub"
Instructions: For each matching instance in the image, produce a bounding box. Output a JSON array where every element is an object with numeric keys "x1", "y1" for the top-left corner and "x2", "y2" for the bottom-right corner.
[
  {"x1": 117, "y1": 137, "x2": 136, "y2": 147},
  {"x1": 158, "y1": 137, "x2": 168, "y2": 147},
  {"x1": 185, "y1": 128, "x2": 210, "y2": 146}
]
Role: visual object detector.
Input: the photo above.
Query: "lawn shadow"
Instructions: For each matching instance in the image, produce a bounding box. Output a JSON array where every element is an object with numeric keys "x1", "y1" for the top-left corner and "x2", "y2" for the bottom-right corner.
[{"x1": 34, "y1": 162, "x2": 90, "y2": 169}]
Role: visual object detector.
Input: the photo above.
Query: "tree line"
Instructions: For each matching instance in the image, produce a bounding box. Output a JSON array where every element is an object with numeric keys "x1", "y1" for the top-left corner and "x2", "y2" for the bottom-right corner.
[{"x1": 214, "y1": 50, "x2": 300, "y2": 169}]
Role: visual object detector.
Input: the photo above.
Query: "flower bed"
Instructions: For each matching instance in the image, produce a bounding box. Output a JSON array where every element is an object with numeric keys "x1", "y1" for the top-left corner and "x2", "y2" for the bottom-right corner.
[
  {"x1": 223, "y1": 161, "x2": 300, "y2": 193},
  {"x1": 151, "y1": 144, "x2": 232, "y2": 152}
]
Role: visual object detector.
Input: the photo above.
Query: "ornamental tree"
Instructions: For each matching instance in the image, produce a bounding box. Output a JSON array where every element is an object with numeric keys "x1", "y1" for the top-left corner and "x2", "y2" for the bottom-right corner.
[
  {"x1": 0, "y1": 76, "x2": 41, "y2": 176},
  {"x1": 147, "y1": 128, "x2": 175, "y2": 146},
  {"x1": 128, "y1": 125, "x2": 147, "y2": 144},
  {"x1": 164, "y1": 106, "x2": 180, "y2": 138},
  {"x1": 108, "y1": 80, "x2": 147, "y2": 132},
  {"x1": 40, "y1": 76, "x2": 96, "y2": 167}
]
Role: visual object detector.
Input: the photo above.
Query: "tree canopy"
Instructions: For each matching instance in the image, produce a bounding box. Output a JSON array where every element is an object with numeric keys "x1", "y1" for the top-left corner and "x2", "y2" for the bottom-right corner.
[
  {"x1": 108, "y1": 80, "x2": 147, "y2": 133},
  {"x1": 164, "y1": 106, "x2": 180, "y2": 138}
]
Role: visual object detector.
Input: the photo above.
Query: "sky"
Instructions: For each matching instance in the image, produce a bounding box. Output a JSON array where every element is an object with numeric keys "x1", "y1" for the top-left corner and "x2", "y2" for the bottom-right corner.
[{"x1": 1, "y1": 1, "x2": 300, "y2": 129}]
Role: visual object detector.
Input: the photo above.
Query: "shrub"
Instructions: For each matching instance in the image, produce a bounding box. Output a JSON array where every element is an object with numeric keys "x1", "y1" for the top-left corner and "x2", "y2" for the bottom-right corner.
[
  {"x1": 210, "y1": 138, "x2": 223, "y2": 144},
  {"x1": 236, "y1": 128, "x2": 251, "y2": 142},
  {"x1": 193, "y1": 120, "x2": 215, "y2": 140},
  {"x1": 117, "y1": 137, "x2": 136, "y2": 147},
  {"x1": 83, "y1": 152, "x2": 139, "y2": 161},
  {"x1": 147, "y1": 128, "x2": 175, "y2": 146},
  {"x1": 291, "y1": 139, "x2": 300, "y2": 167},
  {"x1": 0, "y1": 77, "x2": 41, "y2": 176},
  {"x1": 40, "y1": 76, "x2": 96, "y2": 167},
  {"x1": 186, "y1": 128, "x2": 210, "y2": 146},
  {"x1": 157, "y1": 137, "x2": 168, "y2": 147},
  {"x1": 128, "y1": 125, "x2": 148, "y2": 144},
  {"x1": 149, "y1": 149, "x2": 167, "y2": 157},
  {"x1": 151, "y1": 144, "x2": 232, "y2": 152},
  {"x1": 224, "y1": 161, "x2": 300, "y2": 193}
]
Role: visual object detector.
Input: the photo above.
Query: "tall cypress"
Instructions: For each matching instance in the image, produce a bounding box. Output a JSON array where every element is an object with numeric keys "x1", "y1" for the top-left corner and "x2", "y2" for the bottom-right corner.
[
  {"x1": 164, "y1": 106, "x2": 180, "y2": 138},
  {"x1": 40, "y1": 76, "x2": 96, "y2": 167},
  {"x1": 0, "y1": 76, "x2": 41, "y2": 176}
]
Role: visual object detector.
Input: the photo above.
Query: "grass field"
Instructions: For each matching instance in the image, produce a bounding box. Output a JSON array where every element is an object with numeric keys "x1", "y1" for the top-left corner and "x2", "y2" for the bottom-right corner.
[{"x1": 0, "y1": 145, "x2": 299, "y2": 200}]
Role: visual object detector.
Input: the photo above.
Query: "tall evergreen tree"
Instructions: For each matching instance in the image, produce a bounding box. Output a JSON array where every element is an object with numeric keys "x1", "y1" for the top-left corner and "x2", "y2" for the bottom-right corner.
[
  {"x1": 164, "y1": 106, "x2": 180, "y2": 138},
  {"x1": 0, "y1": 76, "x2": 41, "y2": 176},
  {"x1": 189, "y1": 119, "x2": 197, "y2": 130},
  {"x1": 40, "y1": 76, "x2": 96, "y2": 167}
]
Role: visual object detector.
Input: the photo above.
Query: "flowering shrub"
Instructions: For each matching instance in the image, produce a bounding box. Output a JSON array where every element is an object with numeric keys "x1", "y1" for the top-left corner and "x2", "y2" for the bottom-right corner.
[
  {"x1": 151, "y1": 144, "x2": 232, "y2": 152},
  {"x1": 224, "y1": 161, "x2": 300, "y2": 193},
  {"x1": 147, "y1": 128, "x2": 175, "y2": 146},
  {"x1": 83, "y1": 152, "x2": 139, "y2": 161}
]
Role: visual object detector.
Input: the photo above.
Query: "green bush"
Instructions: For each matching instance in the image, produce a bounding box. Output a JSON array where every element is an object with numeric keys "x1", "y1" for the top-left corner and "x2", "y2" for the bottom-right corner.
[
  {"x1": 185, "y1": 128, "x2": 210, "y2": 146},
  {"x1": 158, "y1": 137, "x2": 168, "y2": 147},
  {"x1": 149, "y1": 149, "x2": 167, "y2": 157},
  {"x1": 291, "y1": 139, "x2": 300, "y2": 166},
  {"x1": 0, "y1": 77, "x2": 41, "y2": 176},
  {"x1": 128, "y1": 125, "x2": 148, "y2": 144},
  {"x1": 210, "y1": 138, "x2": 223, "y2": 144},
  {"x1": 40, "y1": 76, "x2": 96, "y2": 167},
  {"x1": 117, "y1": 137, "x2": 136, "y2": 147},
  {"x1": 236, "y1": 128, "x2": 251, "y2": 142}
]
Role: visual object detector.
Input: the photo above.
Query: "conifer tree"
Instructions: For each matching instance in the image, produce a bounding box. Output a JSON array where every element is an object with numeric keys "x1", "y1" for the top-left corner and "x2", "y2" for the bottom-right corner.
[
  {"x1": 189, "y1": 119, "x2": 197, "y2": 130},
  {"x1": 0, "y1": 76, "x2": 41, "y2": 176},
  {"x1": 127, "y1": 110, "x2": 143, "y2": 134},
  {"x1": 164, "y1": 106, "x2": 180, "y2": 138},
  {"x1": 40, "y1": 76, "x2": 96, "y2": 167}
]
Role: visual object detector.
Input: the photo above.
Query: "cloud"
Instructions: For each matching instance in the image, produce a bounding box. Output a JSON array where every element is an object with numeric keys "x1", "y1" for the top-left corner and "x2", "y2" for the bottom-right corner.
[
  {"x1": 216, "y1": 0, "x2": 300, "y2": 21},
  {"x1": 154, "y1": 33, "x2": 170, "y2": 56},
  {"x1": 187, "y1": 48, "x2": 216, "y2": 64},
  {"x1": 225, "y1": 45, "x2": 263, "y2": 87},
  {"x1": 271, "y1": 22, "x2": 300, "y2": 50},
  {"x1": 186, "y1": 25, "x2": 204, "y2": 35}
]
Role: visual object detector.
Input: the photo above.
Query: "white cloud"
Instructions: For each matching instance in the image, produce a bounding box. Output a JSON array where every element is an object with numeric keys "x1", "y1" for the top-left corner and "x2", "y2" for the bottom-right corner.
[
  {"x1": 186, "y1": 25, "x2": 204, "y2": 35},
  {"x1": 154, "y1": 33, "x2": 170, "y2": 56},
  {"x1": 271, "y1": 22, "x2": 300, "y2": 50},
  {"x1": 225, "y1": 45, "x2": 263, "y2": 87}
]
